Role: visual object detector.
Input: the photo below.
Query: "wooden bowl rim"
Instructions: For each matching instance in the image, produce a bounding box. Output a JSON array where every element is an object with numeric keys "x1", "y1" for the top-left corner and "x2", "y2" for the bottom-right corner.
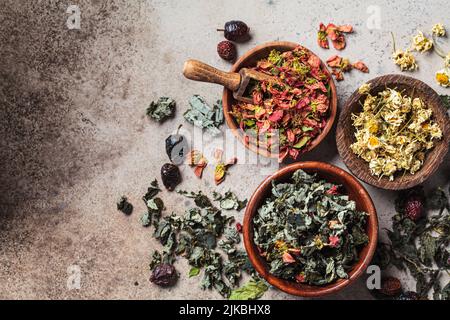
[
  {"x1": 243, "y1": 161, "x2": 378, "y2": 297},
  {"x1": 336, "y1": 74, "x2": 450, "y2": 190},
  {"x1": 222, "y1": 41, "x2": 338, "y2": 161}
]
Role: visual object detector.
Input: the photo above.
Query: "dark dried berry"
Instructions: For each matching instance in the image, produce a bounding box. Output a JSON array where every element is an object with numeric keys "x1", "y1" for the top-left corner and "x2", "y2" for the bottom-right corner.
[
  {"x1": 405, "y1": 197, "x2": 424, "y2": 221},
  {"x1": 165, "y1": 125, "x2": 189, "y2": 165},
  {"x1": 161, "y1": 163, "x2": 181, "y2": 191},
  {"x1": 117, "y1": 196, "x2": 133, "y2": 215},
  {"x1": 217, "y1": 41, "x2": 237, "y2": 61},
  {"x1": 379, "y1": 277, "x2": 402, "y2": 296},
  {"x1": 396, "y1": 291, "x2": 420, "y2": 300},
  {"x1": 150, "y1": 264, "x2": 178, "y2": 287},
  {"x1": 217, "y1": 20, "x2": 250, "y2": 42}
]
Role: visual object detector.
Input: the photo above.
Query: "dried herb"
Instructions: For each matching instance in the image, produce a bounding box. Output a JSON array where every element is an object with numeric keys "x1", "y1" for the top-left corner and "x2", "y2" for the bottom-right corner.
[
  {"x1": 117, "y1": 196, "x2": 133, "y2": 215},
  {"x1": 150, "y1": 263, "x2": 178, "y2": 287},
  {"x1": 326, "y1": 55, "x2": 369, "y2": 81},
  {"x1": 145, "y1": 188, "x2": 259, "y2": 298},
  {"x1": 165, "y1": 125, "x2": 189, "y2": 165},
  {"x1": 212, "y1": 191, "x2": 247, "y2": 211},
  {"x1": 161, "y1": 163, "x2": 182, "y2": 191},
  {"x1": 372, "y1": 187, "x2": 450, "y2": 300},
  {"x1": 253, "y1": 169, "x2": 368, "y2": 285},
  {"x1": 146, "y1": 97, "x2": 176, "y2": 122},
  {"x1": 317, "y1": 23, "x2": 353, "y2": 50},
  {"x1": 184, "y1": 96, "x2": 224, "y2": 135},
  {"x1": 229, "y1": 279, "x2": 268, "y2": 300},
  {"x1": 350, "y1": 88, "x2": 442, "y2": 181}
]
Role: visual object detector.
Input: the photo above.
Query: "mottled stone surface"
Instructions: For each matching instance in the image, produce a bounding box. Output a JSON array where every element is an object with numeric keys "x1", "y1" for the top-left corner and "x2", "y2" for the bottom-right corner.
[{"x1": 0, "y1": 0, "x2": 448, "y2": 299}]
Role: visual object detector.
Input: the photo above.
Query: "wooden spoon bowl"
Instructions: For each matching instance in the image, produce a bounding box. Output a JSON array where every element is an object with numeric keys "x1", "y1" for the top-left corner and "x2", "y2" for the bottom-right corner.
[
  {"x1": 222, "y1": 41, "x2": 338, "y2": 161},
  {"x1": 243, "y1": 161, "x2": 378, "y2": 297},
  {"x1": 336, "y1": 74, "x2": 450, "y2": 190}
]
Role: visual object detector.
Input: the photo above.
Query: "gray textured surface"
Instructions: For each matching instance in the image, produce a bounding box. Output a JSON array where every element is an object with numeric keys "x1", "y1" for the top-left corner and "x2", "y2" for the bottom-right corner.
[{"x1": 0, "y1": 0, "x2": 448, "y2": 299}]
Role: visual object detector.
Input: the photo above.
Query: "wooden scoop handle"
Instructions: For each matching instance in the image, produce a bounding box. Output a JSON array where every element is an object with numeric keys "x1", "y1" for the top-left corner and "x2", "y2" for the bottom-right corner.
[{"x1": 183, "y1": 59, "x2": 241, "y2": 91}]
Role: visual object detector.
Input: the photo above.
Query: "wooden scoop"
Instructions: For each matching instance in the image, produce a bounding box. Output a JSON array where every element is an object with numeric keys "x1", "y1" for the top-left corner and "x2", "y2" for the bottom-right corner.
[{"x1": 183, "y1": 59, "x2": 280, "y2": 103}]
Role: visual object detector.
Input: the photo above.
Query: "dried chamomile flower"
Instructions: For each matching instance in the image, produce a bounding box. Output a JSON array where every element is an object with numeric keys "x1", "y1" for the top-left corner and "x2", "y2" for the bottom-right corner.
[
  {"x1": 350, "y1": 88, "x2": 442, "y2": 181},
  {"x1": 411, "y1": 31, "x2": 433, "y2": 53},
  {"x1": 358, "y1": 83, "x2": 371, "y2": 95},
  {"x1": 392, "y1": 49, "x2": 418, "y2": 71},
  {"x1": 432, "y1": 23, "x2": 446, "y2": 37},
  {"x1": 435, "y1": 67, "x2": 450, "y2": 87}
]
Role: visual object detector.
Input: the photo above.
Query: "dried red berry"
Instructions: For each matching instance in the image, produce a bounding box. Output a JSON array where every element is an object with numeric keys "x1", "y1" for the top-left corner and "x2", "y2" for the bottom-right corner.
[
  {"x1": 379, "y1": 277, "x2": 402, "y2": 296},
  {"x1": 218, "y1": 20, "x2": 250, "y2": 42},
  {"x1": 404, "y1": 196, "x2": 424, "y2": 221},
  {"x1": 150, "y1": 264, "x2": 178, "y2": 287},
  {"x1": 217, "y1": 41, "x2": 237, "y2": 61}
]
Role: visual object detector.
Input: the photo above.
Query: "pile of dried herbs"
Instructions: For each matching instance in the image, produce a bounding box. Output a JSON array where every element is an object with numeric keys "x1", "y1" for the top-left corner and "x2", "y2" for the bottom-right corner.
[
  {"x1": 183, "y1": 95, "x2": 224, "y2": 135},
  {"x1": 144, "y1": 182, "x2": 266, "y2": 298},
  {"x1": 147, "y1": 97, "x2": 176, "y2": 122},
  {"x1": 372, "y1": 186, "x2": 450, "y2": 300},
  {"x1": 253, "y1": 169, "x2": 369, "y2": 285}
]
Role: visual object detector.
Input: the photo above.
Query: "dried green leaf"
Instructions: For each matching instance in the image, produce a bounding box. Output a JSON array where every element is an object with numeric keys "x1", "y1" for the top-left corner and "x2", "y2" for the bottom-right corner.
[
  {"x1": 146, "y1": 97, "x2": 176, "y2": 122},
  {"x1": 229, "y1": 279, "x2": 268, "y2": 300}
]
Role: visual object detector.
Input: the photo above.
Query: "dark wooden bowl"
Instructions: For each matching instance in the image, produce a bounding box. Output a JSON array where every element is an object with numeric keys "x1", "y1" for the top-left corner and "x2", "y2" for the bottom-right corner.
[
  {"x1": 222, "y1": 41, "x2": 337, "y2": 161},
  {"x1": 243, "y1": 161, "x2": 378, "y2": 297},
  {"x1": 337, "y1": 74, "x2": 450, "y2": 190}
]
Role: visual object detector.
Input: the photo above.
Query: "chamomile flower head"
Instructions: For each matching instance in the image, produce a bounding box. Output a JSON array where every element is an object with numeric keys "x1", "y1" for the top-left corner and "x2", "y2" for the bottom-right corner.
[
  {"x1": 435, "y1": 67, "x2": 450, "y2": 87},
  {"x1": 392, "y1": 49, "x2": 418, "y2": 71},
  {"x1": 432, "y1": 23, "x2": 446, "y2": 37},
  {"x1": 412, "y1": 31, "x2": 433, "y2": 53}
]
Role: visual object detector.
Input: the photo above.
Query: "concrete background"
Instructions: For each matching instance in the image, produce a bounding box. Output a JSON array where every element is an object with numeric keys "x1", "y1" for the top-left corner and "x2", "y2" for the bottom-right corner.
[{"x1": 0, "y1": 0, "x2": 448, "y2": 299}]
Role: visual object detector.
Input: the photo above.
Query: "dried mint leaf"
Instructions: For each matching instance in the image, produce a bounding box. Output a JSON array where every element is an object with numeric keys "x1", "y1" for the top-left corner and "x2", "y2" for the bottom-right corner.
[
  {"x1": 213, "y1": 191, "x2": 247, "y2": 211},
  {"x1": 184, "y1": 95, "x2": 224, "y2": 135},
  {"x1": 144, "y1": 188, "x2": 262, "y2": 298},
  {"x1": 146, "y1": 97, "x2": 176, "y2": 122},
  {"x1": 117, "y1": 196, "x2": 133, "y2": 215}
]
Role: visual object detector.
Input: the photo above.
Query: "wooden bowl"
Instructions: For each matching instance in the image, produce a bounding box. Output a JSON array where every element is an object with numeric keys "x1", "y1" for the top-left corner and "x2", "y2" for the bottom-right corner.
[
  {"x1": 336, "y1": 75, "x2": 450, "y2": 190},
  {"x1": 222, "y1": 41, "x2": 337, "y2": 161},
  {"x1": 243, "y1": 161, "x2": 378, "y2": 297}
]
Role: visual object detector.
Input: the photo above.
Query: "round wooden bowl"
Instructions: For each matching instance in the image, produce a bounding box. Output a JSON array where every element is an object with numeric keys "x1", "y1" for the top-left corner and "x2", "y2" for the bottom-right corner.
[
  {"x1": 222, "y1": 41, "x2": 337, "y2": 161},
  {"x1": 337, "y1": 74, "x2": 450, "y2": 190},
  {"x1": 243, "y1": 161, "x2": 378, "y2": 297}
]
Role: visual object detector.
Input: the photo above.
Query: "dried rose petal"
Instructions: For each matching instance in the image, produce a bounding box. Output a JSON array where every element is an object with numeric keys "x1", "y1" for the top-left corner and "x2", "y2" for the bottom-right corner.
[
  {"x1": 332, "y1": 34, "x2": 346, "y2": 50},
  {"x1": 337, "y1": 24, "x2": 353, "y2": 33},
  {"x1": 268, "y1": 110, "x2": 283, "y2": 122},
  {"x1": 307, "y1": 54, "x2": 321, "y2": 68},
  {"x1": 288, "y1": 248, "x2": 301, "y2": 255},
  {"x1": 329, "y1": 235, "x2": 340, "y2": 247},
  {"x1": 326, "y1": 23, "x2": 339, "y2": 40},
  {"x1": 332, "y1": 69, "x2": 344, "y2": 81},
  {"x1": 317, "y1": 23, "x2": 329, "y2": 49},
  {"x1": 352, "y1": 61, "x2": 369, "y2": 73},
  {"x1": 326, "y1": 185, "x2": 340, "y2": 195},
  {"x1": 236, "y1": 222, "x2": 243, "y2": 233},
  {"x1": 282, "y1": 252, "x2": 296, "y2": 264},
  {"x1": 295, "y1": 273, "x2": 306, "y2": 283},
  {"x1": 326, "y1": 55, "x2": 342, "y2": 68}
]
